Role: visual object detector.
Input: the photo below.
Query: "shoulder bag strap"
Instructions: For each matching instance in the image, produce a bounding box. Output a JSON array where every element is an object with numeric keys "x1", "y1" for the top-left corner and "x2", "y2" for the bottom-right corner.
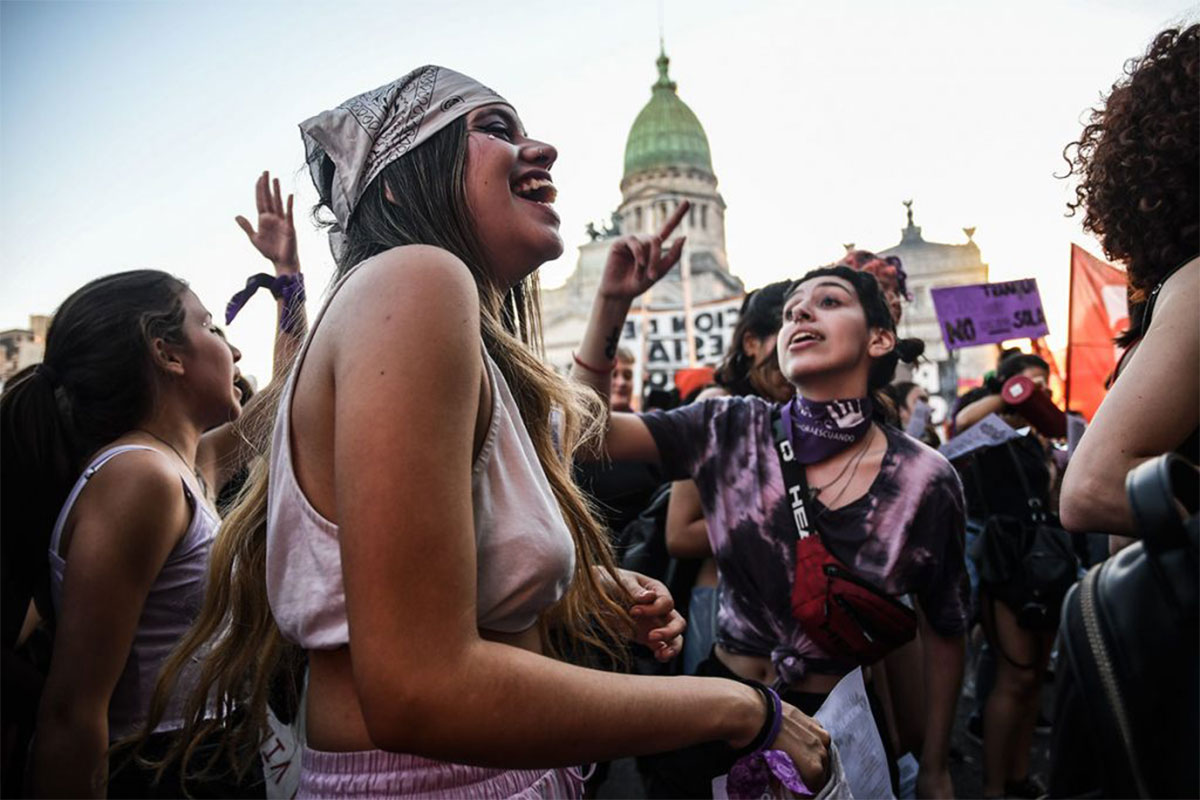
[
  {"x1": 967, "y1": 455, "x2": 993, "y2": 519},
  {"x1": 771, "y1": 407, "x2": 818, "y2": 540},
  {"x1": 1002, "y1": 440, "x2": 1047, "y2": 524}
]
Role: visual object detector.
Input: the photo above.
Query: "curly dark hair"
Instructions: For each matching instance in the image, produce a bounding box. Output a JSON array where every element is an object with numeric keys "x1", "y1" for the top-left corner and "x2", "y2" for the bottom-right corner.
[{"x1": 1062, "y1": 25, "x2": 1199, "y2": 306}]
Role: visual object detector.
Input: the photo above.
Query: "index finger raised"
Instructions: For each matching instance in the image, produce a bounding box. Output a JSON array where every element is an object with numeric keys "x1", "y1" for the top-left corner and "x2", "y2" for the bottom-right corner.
[{"x1": 656, "y1": 199, "x2": 690, "y2": 241}]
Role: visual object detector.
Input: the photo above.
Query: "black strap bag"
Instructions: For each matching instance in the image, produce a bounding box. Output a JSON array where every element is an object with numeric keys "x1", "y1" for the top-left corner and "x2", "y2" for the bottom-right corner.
[
  {"x1": 969, "y1": 441, "x2": 1079, "y2": 635},
  {"x1": 1050, "y1": 453, "x2": 1198, "y2": 798}
]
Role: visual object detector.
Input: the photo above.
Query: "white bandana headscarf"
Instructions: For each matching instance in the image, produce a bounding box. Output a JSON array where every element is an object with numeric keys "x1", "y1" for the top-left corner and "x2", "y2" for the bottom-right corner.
[{"x1": 300, "y1": 66, "x2": 510, "y2": 258}]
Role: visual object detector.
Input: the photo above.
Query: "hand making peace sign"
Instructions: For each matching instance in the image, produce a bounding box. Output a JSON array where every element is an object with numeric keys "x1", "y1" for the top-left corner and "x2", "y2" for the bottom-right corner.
[
  {"x1": 235, "y1": 170, "x2": 299, "y2": 274},
  {"x1": 598, "y1": 200, "x2": 690, "y2": 301}
]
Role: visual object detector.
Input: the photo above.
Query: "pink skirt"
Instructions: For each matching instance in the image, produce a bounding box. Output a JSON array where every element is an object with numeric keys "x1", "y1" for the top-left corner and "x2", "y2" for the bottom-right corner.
[{"x1": 297, "y1": 746, "x2": 587, "y2": 799}]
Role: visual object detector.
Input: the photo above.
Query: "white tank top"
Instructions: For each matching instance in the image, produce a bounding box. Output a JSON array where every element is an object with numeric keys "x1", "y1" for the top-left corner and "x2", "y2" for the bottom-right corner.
[
  {"x1": 48, "y1": 445, "x2": 216, "y2": 740},
  {"x1": 266, "y1": 261, "x2": 575, "y2": 649}
]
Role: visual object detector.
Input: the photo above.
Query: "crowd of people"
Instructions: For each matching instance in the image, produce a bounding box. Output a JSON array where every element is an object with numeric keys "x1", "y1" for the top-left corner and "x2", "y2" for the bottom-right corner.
[{"x1": 0, "y1": 23, "x2": 1195, "y2": 800}]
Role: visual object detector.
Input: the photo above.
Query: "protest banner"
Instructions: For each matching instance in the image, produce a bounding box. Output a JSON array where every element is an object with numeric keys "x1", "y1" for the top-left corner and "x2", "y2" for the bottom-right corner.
[
  {"x1": 931, "y1": 279, "x2": 1049, "y2": 351},
  {"x1": 620, "y1": 295, "x2": 743, "y2": 391},
  {"x1": 938, "y1": 413, "x2": 1021, "y2": 461}
]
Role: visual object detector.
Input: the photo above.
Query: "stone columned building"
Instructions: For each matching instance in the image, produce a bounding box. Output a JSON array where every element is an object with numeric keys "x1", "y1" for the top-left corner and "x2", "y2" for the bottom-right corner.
[
  {"x1": 873, "y1": 202, "x2": 993, "y2": 421},
  {"x1": 542, "y1": 48, "x2": 745, "y2": 393}
]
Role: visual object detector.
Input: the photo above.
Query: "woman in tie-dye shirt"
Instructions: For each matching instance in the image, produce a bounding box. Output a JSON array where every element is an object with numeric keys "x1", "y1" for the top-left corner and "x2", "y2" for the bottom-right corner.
[{"x1": 575, "y1": 264, "x2": 967, "y2": 798}]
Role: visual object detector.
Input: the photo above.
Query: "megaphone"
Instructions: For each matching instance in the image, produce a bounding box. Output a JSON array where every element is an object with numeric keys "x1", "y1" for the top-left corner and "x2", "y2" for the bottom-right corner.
[{"x1": 1001, "y1": 374, "x2": 1066, "y2": 438}]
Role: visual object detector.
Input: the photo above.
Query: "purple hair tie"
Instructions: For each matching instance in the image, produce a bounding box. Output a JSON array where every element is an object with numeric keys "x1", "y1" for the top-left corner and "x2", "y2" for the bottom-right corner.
[{"x1": 226, "y1": 272, "x2": 305, "y2": 334}]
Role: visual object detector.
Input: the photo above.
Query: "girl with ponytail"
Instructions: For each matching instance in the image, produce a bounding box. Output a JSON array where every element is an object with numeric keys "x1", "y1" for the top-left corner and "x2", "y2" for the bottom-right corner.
[
  {"x1": 577, "y1": 263, "x2": 968, "y2": 797},
  {"x1": 1, "y1": 169, "x2": 305, "y2": 797},
  {"x1": 0, "y1": 270, "x2": 258, "y2": 797}
]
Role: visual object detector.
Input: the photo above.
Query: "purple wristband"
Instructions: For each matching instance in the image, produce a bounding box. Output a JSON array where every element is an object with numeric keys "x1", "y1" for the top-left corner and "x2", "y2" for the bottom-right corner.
[
  {"x1": 734, "y1": 681, "x2": 784, "y2": 758},
  {"x1": 763, "y1": 686, "x2": 783, "y2": 750}
]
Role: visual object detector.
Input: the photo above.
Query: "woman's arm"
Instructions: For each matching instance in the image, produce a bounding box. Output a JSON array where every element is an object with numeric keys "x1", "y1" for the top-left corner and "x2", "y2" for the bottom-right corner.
[
  {"x1": 664, "y1": 386, "x2": 727, "y2": 558},
  {"x1": 33, "y1": 455, "x2": 190, "y2": 798},
  {"x1": 953, "y1": 393, "x2": 1006, "y2": 434},
  {"x1": 199, "y1": 171, "x2": 307, "y2": 491},
  {"x1": 665, "y1": 480, "x2": 712, "y2": 559},
  {"x1": 572, "y1": 202, "x2": 688, "y2": 463},
  {"x1": 1060, "y1": 259, "x2": 1199, "y2": 534},
  {"x1": 915, "y1": 607, "x2": 964, "y2": 799},
  {"x1": 234, "y1": 171, "x2": 308, "y2": 379},
  {"x1": 329, "y1": 249, "x2": 829, "y2": 781}
]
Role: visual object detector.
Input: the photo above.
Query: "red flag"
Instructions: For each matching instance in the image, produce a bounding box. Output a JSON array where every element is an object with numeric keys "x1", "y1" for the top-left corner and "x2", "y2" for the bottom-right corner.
[{"x1": 1066, "y1": 244, "x2": 1128, "y2": 420}]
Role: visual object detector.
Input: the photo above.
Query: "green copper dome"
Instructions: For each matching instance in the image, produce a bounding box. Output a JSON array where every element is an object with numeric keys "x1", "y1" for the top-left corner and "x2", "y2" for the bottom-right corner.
[{"x1": 623, "y1": 50, "x2": 713, "y2": 180}]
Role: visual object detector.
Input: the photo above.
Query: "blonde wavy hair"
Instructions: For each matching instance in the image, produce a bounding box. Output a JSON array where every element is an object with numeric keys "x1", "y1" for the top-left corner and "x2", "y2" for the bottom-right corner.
[{"x1": 134, "y1": 117, "x2": 632, "y2": 786}]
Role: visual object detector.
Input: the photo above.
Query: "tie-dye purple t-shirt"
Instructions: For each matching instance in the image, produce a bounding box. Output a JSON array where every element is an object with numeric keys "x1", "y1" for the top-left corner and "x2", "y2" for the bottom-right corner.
[{"x1": 641, "y1": 395, "x2": 968, "y2": 683}]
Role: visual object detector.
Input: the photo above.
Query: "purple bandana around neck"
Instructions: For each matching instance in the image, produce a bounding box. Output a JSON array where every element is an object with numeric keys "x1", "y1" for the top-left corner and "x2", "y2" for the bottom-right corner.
[{"x1": 782, "y1": 395, "x2": 873, "y2": 464}]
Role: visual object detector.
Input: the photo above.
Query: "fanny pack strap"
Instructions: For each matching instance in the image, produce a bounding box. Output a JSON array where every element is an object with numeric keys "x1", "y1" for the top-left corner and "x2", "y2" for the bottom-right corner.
[{"x1": 772, "y1": 407, "x2": 818, "y2": 540}]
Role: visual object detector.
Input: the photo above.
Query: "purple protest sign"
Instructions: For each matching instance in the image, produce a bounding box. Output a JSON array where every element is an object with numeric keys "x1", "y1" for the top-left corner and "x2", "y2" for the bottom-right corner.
[{"x1": 931, "y1": 279, "x2": 1049, "y2": 351}]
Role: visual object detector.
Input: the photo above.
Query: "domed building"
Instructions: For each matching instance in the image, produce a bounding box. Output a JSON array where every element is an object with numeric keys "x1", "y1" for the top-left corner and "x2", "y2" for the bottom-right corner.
[
  {"x1": 865, "y1": 201, "x2": 994, "y2": 422},
  {"x1": 542, "y1": 47, "x2": 745, "y2": 392}
]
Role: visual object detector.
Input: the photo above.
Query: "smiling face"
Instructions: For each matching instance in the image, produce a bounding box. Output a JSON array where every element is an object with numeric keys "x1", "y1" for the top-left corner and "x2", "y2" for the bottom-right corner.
[
  {"x1": 777, "y1": 275, "x2": 895, "y2": 397},
  {"x1": 463, "y1": 104, "x2": 562, "y2": 288},
  {"x1": 173, "y1": 290, "x2": 242, "y2": 426}
]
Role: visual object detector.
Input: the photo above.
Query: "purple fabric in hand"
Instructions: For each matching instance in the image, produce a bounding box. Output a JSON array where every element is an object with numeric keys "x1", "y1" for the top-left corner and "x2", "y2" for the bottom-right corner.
[{"x1": 727, "y1": 750, "x2": 813, "y2": 799}]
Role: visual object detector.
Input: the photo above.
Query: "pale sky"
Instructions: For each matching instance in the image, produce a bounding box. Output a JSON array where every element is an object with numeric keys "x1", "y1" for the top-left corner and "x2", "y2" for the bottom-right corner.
[{"x1": 2, "y1": 0, "x2": 1194, "y2": 383}]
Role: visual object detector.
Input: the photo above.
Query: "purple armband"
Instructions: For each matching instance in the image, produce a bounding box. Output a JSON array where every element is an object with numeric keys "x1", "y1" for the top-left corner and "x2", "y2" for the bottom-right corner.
[{"x1": 226, "y1": 272, "x2": 305, "y2": 334}]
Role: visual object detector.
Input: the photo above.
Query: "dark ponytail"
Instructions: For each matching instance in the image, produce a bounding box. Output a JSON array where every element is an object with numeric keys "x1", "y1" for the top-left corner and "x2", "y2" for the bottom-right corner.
[{"x1": 0, "y1": 270, "x2": 188, "y2": 644}]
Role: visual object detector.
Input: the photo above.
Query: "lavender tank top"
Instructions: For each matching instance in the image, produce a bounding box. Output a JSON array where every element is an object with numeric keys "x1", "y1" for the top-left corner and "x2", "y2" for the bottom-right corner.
[
  {"x1": 266, "y1": 262, "x2": 575, "y2": 650},
  {"x1": 48, "y1": 445, "x2": 216, "y2": 740}
]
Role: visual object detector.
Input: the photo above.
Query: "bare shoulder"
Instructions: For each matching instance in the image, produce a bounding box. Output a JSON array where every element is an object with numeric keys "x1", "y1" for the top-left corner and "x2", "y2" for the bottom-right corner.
[
  {"x1": 325, "y1": 247, "x2": 484, "y2": 394},
  {"x1": 339, "y1": 245, "x2": 479, "y2": 311},
  {"x1": 68, "y1": 448, "x2": 190, "y2": 555},
  {"x1": 1150, "y1": 256, "x2": 1199, "y2": 324},
  {"x1": 79, "y1": 448, "x2": 186, "y2": 513}
]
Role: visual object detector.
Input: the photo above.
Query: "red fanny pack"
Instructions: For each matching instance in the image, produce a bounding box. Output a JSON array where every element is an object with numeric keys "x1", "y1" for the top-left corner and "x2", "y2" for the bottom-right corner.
[{"x1": 773, "y1": 410, "x2": 917, "y2": 666}]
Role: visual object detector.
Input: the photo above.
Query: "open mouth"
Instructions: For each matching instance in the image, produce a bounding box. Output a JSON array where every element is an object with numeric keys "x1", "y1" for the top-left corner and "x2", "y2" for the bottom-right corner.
[
  {"x1": 790, "y1": 330, "x2": 824, "y2": 348},
  {"x1": 511, "y1": 176, "x2": 558, "y2": 205}
]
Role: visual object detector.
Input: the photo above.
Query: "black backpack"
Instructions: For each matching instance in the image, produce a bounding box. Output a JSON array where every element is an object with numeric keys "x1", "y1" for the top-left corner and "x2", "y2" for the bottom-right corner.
[
  {"x1": 1050, "y1": 453, "x2": 1199, "y2": 798},
  {"x1": 615, "y1": 483, "x2": 702, "y2": 628},
  {"x1": 970, "y1": 442, "x2": 1080, "y2": 638}
]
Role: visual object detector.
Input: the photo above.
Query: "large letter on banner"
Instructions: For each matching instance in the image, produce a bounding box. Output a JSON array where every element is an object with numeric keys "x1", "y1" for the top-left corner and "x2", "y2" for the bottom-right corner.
[{"x1": 1066, "y1": 244, "x2": 1128, "y2": 420}]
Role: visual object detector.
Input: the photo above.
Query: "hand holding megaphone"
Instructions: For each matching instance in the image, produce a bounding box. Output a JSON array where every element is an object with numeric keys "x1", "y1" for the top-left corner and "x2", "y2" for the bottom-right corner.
[{"x1": 1001, "y1": 374, "x2": 1066, "y2": 438}]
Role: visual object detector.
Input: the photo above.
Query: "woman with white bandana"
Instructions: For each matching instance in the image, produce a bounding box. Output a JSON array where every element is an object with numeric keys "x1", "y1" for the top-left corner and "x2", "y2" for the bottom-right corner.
[{"x1": 150, "y1": 67, "x2": 832, "y2": 798}]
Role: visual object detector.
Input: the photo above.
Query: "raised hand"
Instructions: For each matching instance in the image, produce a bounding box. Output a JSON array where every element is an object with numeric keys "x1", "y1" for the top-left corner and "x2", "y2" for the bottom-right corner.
[
  {"x1": 598, "y1": 200, "x2": 689, "y2": 301},
  {"x1": 235, "y1": 171, "x2": 298, "y2": 273}
]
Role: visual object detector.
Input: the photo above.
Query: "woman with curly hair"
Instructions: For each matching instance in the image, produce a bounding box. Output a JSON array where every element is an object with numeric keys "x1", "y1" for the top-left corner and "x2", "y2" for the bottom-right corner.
[{"x1": 1059, "y1": 25, "x2": 1198, "y2": 539}]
